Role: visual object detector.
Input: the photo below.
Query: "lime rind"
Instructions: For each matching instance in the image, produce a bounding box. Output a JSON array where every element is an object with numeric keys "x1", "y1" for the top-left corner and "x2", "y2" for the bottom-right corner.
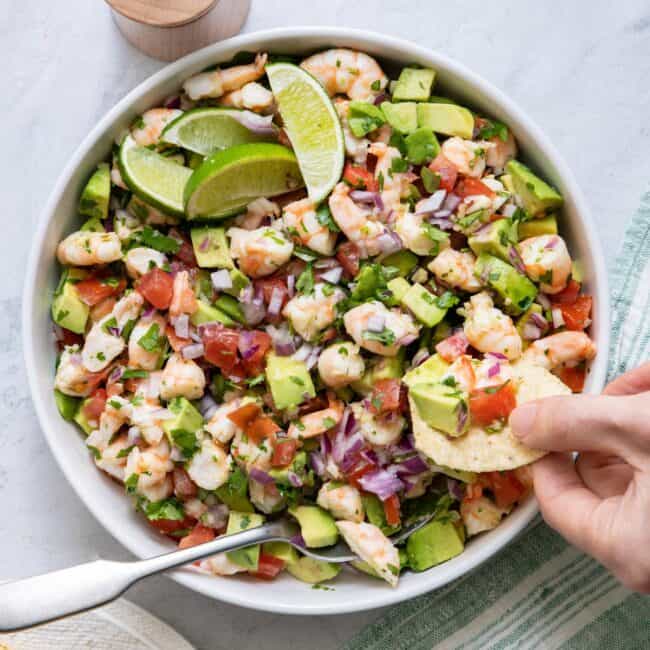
[{"x1": 266, "y1": 63, "x2": 344, "y2": 204}]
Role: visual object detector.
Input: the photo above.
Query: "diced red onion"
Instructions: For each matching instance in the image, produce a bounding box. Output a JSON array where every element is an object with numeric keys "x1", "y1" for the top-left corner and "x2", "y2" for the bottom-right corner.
[
  {"x1": 182, "y1": 343, "x2": 205, "y2": 359},
  {"x1": 487, "y1": 362, "x2": 501, "y2": 378},
  {"x1": 358, "y1": 469, "x2": 404, "y2": 500},
  {"x1": 293, "y1": 342, "x2": 313, "y2": 362},
  {"x1": 411, "y1": 348, "x2": 430, "y2": 367},
  {"x1": 537, "y1": 292, "x2": 551, "y2": 310},
  {"x1": 447, "y1": 477, "x2": 464, "y2": 501},
  {"x1": 552, "y1": 307, "x2": 565, "y2": 329},
  {"x1": 164, "y1": 95, "x2": 181, "y2": 109},
  {"x1": 508, "y1": 245, "x2": 527, "y2": 275},
  {"x1": 170, "y1": 446, "x2": 185, "y2": 462},
  {"x1": 199, "y1": 393, "x2": 218, "y2": 419},
  {"x1": 501, "y1": 204, "x2": 517, "y2": 218},
  {"x1": 108, "y1": 366, "x2": 124, "y2": 383},
  {"x1": 376, "y1": 230, "x2": 403, "y2": 256},
  {"x1": 443, "y1": 193, "x2": 462, "y2": 213},
  {"x1": 360, "y1": 448, "x2": 379, "y2": 466},
  {"x1": 205, "y1": 503, "x2": 229, "y2": 529},
  {"x1": 319, "y1": 267, "x2": 343, "y2": 285},
  {"x1": 428, "y1": 215, "x2": 454, "y2": 230},
  {"x1": 267, "y1": 287, "x2": 285, "y2": 317},
  {"x1": 486, "y1": 351, "x2": 508, "y2": 360},
  {"x1": 142, "y1": 305, "x2": 155, "y2": 319},
  {"x1": 190, "y1": 329, "x2": 202, "y2": 343},
  {"x1": 545, "y1": 236, "x2": 559, "y2": 250},
  {"x1": 211, "y1": 269, "x2": 232, "y2": 291},
  {"x1": 313, "y1": 257, "x2": 340, "y2": 269},
  {"x1": 287, "y1": 471, "x2": 303, "y2": 487},
  {"x1": 290, "y1": 533, "x2": 306, "y2": 548},
  {"x1": 415, "y1": 190, "x2": 447, "y2": 215},
  {"x1": 373, "y1": 91, "x2": 388, "y2": 106},
  {"x1": 238, "y1": 331, "x2": 260, "y2": 361},
  {"x1": 173, "y1": 313, "x2": 190, "y2": 339},
  {"x1": 305, "y1": 346, "x2": 322, "y2": 370},
  {"x1": 456, "y1": 403, "x2": 468, "y2": 434},
  {"x1": 241, "y1": 295, "x2": 266, "y2": 326},
  {"x1": 338, "y1": 432, "x2": 366, "y2": 473},
  {"x1": 391, "y1": 454, "x2": 429, "y2": 475},
  {"x1": 286, "y1": 274, "x2": 295, "y2": 297},
  {"x1": 103, "y1": 216, "x2": 114, "y2": 232},
  {"x1": 230, "y1": 110, "x2": 277, "y2": 136},
  {"x1": 127, "y1": 426, "x2": 141, "y2": 445},
  {"x1": 198, "y1": 236, "x2": 211, "y2": 253},
  {"x1": 530, "y1": 312, "x2": 549, "y2": 332},
  {"x1": 310, "y1": 451, "x2": 326, "y2": 476},
  {"x1": 249, "y1": 467, "x2": 274, "y2": 485},
  {"x1": 522, "y1": 321, "x2": 542, "y2": 341},
  {"x1": 366, "y1": 314, "x2": 386, "y2": 333},
  {"x1": 398, "y1": 333, "x2": 418, "y2": 346}
]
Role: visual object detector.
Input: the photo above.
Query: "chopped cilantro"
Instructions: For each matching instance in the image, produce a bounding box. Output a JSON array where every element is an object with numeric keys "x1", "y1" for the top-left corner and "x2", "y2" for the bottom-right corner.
[
  {"x1": 389, "y1": 157, "x2": 409, "y2": 175},
  {"x1": 170, "y1": 428, "x2": 199, "y2": 458},
  {"x1": 296, "y1": 263, "x2": 315, "y2": 295},
  {"x1": 245, "y1": 373, "x2": 266, "y2": 387},
  {"x1": 315, "y1": 204, "x2": 340, "y2": 232},
  {"x1": 436, "y1": 291, "x2": 460, "y2": 309},
  {"x1": 421, "y1": 167, "x2": 441, "y2": 193},
  {"x1": 322, "y1": 416, "x2": 336, "y2": 429},
  {"x1": 117, "y1": 445, "x2": 135, "y2": 458},
  {"x1": 290, "y1": 375, "x2": 305, "y2": 386},
  {"x1": 88, "y1": 445, "x2": 102, "y2": 460},
  {"x1": 477, "y1": 118, "x2": 509, "y2": 142},
  {"x1": 121, "y1": 368, "x2": 149, "y2": 379},
  {"x1": 363, "y1": 327, "x2": 396, "y2": 346},
  {"x1": 144, "y1": 497, "x2": 185, "y2": 522},
  {"x1": 137, "y1": 322, "x2": 162, "y2": 352},
  {"x1": 293, "y1": 245, "x2": 319, "y2": 262},
  {"x1": 132, "y1": 226, "x2": 181, "y2": 254}
]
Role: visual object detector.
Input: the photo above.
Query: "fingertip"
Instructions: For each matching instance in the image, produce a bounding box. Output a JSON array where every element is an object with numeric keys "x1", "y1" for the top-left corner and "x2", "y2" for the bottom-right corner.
[{"x1": 509, "y1": 402, "x2": 538, "y2": 440}]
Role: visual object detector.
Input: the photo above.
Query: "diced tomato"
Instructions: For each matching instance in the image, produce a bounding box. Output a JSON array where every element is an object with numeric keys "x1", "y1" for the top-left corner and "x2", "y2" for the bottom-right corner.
[
  {"x1": 252, "y1": 553, "x2": 285, "y2": 580},
  {"x1": 58, "y1": 327, "x2": 83, "y2": 348},
  {"x1": 346, "y1": 461, "x2": 376, "y2": 490},
  {"x1": 165, "y1": 324, "x2": 191, "y2": 352},
  {"x1": 201, "y1": 323, "x2": 240, "y2": 374},
  {"x1": 428, "y1": 154, "x2": 458, "y2": 192},
  {"x1": 343, "y1": 162, "x2": 378, "y2": 191},
  {"x1": 336, "y1": 241, "x2": 361, "y2": 278},
  {"x1": 271, "y1": 439, "x2": 297, "y2": 468},
  {"x1": 469, "y1": 382, "x2": 517, "y2": 427},
  {"x1": 169, "y1": 228, "x2": 197, "y2": 267},
  {"x1": 178, "y1": 523, "x2": 215, "y2": 549},
  {"x1": 383, "y1": 494, "x2": 401, "y2": 527},
  {"x1": 83, "y1": 388, "x2": 107, "y2": 420},
  {"x1": 227, "y1": 402, "x2": 261, "y2": 429},
  {"x1": 435, "y1": 331, "x2": 469, "y2": 362},
  {"x1": 256, "y1": 276, "x2": 289, "y2": 306},
  {"x1": 552, "y1": 279, "x2": 580, "y2": 305},
  {"x1": 454, "y1": 178, "x2": 495, "y2": 199},
  {"x1": 557, "y1": 296, "x2": 592, "y2": 331},
  {"x1": 557, "y1": 365, "x2": 587, "y2": 392},
  {"x1": 75, "y1": 276, "x2": 126, "y2": 307},
  {"x1": 149, "y1": 515, "x2": 195, "y2": 535},
  {"x1": 483, "y1": 470, "x2": 527, "y2": 509},
  {"x1": 369, "y1": 378, "x2": 402, "y2": 414},
  {"x1": 173, "y1": 467, "x2": 198, "y2": 499},
  {"x1": 137, "y1": 267, "x2": 174, "y2": 310},
  {"x1": 240, "y1": 330, "x2": 272, "y2": 377},
  {"x1": 90, "y1": 296, "x2": 117, "y2": 322},
  {"x1": 246, "y1": 416, "x2": 281, "y2": 445}
]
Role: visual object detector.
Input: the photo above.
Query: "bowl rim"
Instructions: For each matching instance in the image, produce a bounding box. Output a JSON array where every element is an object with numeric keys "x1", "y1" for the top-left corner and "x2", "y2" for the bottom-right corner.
[{"x1": 22, "y1": 26, "x2": 610, "y2": 615}]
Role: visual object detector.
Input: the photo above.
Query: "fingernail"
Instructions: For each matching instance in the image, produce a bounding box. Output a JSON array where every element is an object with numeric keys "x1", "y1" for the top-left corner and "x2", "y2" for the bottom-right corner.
[{"x1": 510, "y1": 403, "x2": 538, "y2": 439}]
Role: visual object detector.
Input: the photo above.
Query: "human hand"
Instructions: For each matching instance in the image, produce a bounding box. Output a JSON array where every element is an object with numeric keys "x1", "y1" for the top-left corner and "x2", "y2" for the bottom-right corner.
[{"x1": 509, "y1": 362, "x2": 650, "y2": 593}]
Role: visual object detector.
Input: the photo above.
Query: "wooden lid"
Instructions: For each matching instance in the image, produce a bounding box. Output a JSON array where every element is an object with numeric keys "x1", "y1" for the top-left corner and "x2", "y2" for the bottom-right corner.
[{"x1": 105, "y1": 0, "x2": 217, "y2": 27}]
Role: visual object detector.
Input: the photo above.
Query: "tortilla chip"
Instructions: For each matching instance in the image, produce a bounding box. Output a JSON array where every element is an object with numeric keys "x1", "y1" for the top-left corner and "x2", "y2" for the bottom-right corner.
[{"x1": 411, "y1": 362, "x2": 571, "y2": 472}]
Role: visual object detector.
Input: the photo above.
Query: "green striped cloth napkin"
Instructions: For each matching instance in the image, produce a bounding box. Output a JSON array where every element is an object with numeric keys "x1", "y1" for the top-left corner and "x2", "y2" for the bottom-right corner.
[{"x1": 346, "y1": 195, "x2": 650, "y2": 649}]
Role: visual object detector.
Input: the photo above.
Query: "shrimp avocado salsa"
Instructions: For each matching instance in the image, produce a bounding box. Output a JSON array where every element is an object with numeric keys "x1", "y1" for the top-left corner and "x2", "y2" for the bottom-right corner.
[{"x1": 51, "y1": 49, "x2": 596, "y2": 587}]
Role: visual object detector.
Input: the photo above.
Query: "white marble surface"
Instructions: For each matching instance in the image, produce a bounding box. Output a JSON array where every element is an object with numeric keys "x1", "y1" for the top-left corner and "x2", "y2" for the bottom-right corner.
[{"x1": 2, "y1": 1, "x2": 650, "y2": 647}]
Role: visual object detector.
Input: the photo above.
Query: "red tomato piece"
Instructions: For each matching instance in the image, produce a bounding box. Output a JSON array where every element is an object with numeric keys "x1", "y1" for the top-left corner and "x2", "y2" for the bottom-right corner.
[
  {"x1": 271, "y1": 439, "x2": 297, "y2": 468},
  {"x1": 557, "y1": 365, "x2": 587, "y2": 392},
  {"x1": 252, "y1": 553, "x2": 285, "y2": 580},
  {"x1": 201, "y1": 323, "x2": 240, "y2": 373},
  {"x1": 428, "y1": 154, "x2": 458, "y2": 193},
  {"x1": 169, "y1": 228, "x2": 197, "y2": 267},
  {"x1": 435, "y1": 332, "x2": 469, "y2": 362},
  {"x1": 370, "y1": 378, "x2": 402, "y2": 414},
  {"x1": 178, "y1": 524, "x2": 215, "y2": 549},
  {"x1": 75, "y1": 276, "x2": 126, "y2": 306},
  {"x1": 558, "y1": 296, "x2": 592, "y2": 331},
  {"x1": 246, "y1": 416, "x2": 281, "y2": 445},
  {"x1": 383, "y1": 494, "x2": 401, "y2": 527},
  {"x1": 484, "y1": 470, "x2": 527, "y2": 509},
  {"x1": 343, "y1": 162, "x2": 378, "y2": 191},
  {"x1": 241, "y1": 330, "x2": 272, "y2": 377},
  {"x1": 173, "y1": 467, "x2": 198, "y2": 500},
  {"x1": 454, "y1": 178, "x2": 496, "y2": 199},
  {"x1": 83, "y1": 388, "x2": 107, "y2": 420},
  {"x1": 149, "y1": 516, "x2": 195, "y2": 535},
  {"x1": 552, "y1": 279, "x2": 581, "y2": 304},
  {"x1": 469, "y1": 382, "x2": 517, "y2": 427},
  {"x1": 346, "y1": 461, "x2": 376, "y2": 490},
  {"x1": 137, "y1": 267, "x2": 174, "y2": 310},
  {"x1": 227, "y1": 402, "x2": 261, "y2": 429},
  {"x1": 336, "y1": 241, "x2": 361, "y2": 278}
]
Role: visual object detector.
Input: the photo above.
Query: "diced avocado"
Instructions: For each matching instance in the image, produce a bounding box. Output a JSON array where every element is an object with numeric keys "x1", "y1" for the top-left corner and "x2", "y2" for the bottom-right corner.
[
  {"x1": 474, "y1": 252, "x2": 538, "y2": 315},
  {"x1": 223, "y1": 268, "x2": 250, "y2": 298},
  {"x1": 80, "y1": 215, "x2": 105, "y2": 232},
  {"x1": 505, "y1": 161, "x2": 563, "y2": 217},
  {"x1": 401, "y1": 283, "x2": 447, "y2": 327},
  {"x1": 162, "y1": 397, "x2": 203, "y2": 452},
  {"x1": 403, "y1": 353, "x2": 450, "y2": 387},
  {"x1": 189, "y1": 299, "x2": 236, "y2": 327},
  {"x1": 500, "y1": 173, "x2": 514, "y2": 194},
  {"x1": 516, "y1": 302, "x2": 544, "y2": 342},
  {"x1": 348, "y1": 101, "x2": 386, "y2": 137},
  {"x1": 52, "y1": 280, "x2": 89, "y2": 335},
  {"x1": 392, "y1": 68, "x2": 436, "y2": 102},
  {"x1": 406, "y1": 519, "x2": 464, "y2": 571},
  {"x1": 225, "y1": 511, "x2": 265, "y2": 570},
  {"x1": 262, "y1": 541, "x2": 299, "y2": 565},
  {"x1": 383, "y1": 250, "x2": 418, "y2": 277},
  {"x1": 434, "y1": 465, "x2": 477, "y2": 484},
  {"x1": 351, "y1": 354, "x2": 404, "y2": 395},
  {"x1": 517, "y1": 213, "x2": 558, "y2": 239},
  {"x1": 417, "y1": 103, "x2": 474, "y2": 139},
  {"x1": 432, "y1": 320, "x2": 453, "y2": 344},
  {"x1": 79, "y1": 163, "x2": 110, "y2": 221},
  {"x1": 362, "y1": 494, "x2": 400, "y2": 536},
  {"x1": 351, "y1": 559, "x2": 382, "y2": 579},
  {"x1": 190, "y1": 227, "x2": 233, "y2": 269},
  {"x1": 380, "y1": 102, "x2": 418, "y2": 134},
  {"x1": 266, "y1": 353, "x2": 315, "y2": 410},
  {"x1": 387, "y1": 277, "x2": 410, "y2": 302},
  {"x1": 215, "y1": 467, "x2": 254, "y2": 513},
  {"x1": 73, "y1": 398, "x2": 94, "y2": 435},
  {"x1": 269, "y1": 450, "x2": 310, "y2": 486},
  {"x1": 289, "y1": 505, "x2": 338, "y2": 548},
  {"x1": 214, "y1": 294, "x2": 245, "y2": 323},
  {"x1": 409, "y1": 382, "x2": 469, "y2": 437},
  {"x1": 428, "y1": 96, "x2": 458, "y2": 105},
  {"x1": 54, "y1": 389, "x2": 81, "y2": 421},
  {"x1": 286, "y1": 557, "x2": 341, "y2": 584},
  {"x1": 468, "y1": 218, "x2": 518, "y2": 262},
  {"x1": 405, "y1": 128, "x2": 440, "y2": 165},
  {"x1": 399, "y1": 546, "x2": 410, "y2": 569}
]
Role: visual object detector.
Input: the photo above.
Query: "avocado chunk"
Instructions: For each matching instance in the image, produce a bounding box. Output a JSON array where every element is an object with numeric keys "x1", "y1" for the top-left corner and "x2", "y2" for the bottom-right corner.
[
  {"x1": 433, "y1": 465, "x2": 477, "y2": 484},
  {"x1": 262, "y1": 541, "x2": 299, "y2": 565},
  {"x1": 362, "y1": 494, "x2": 400, "y2": 536},
  {"x1": 73, "y1": 398, "x2": 94, "y2": 435},
  {"x1": 403, "y1": 353, "x2": 450, "y2": 387},
  {"x1": 468, "y1": 218, "x2": 518, "y2": 262},
  {"x1": 214, "y1": 294, "x2": 245, "y2": 324},
  {"x1": 387, "y1": 277, "x2": 410, "y2": 302},
  {"x1": 392, "y1": 68, "x2": 436, "y2": 102},
  {"x1": 80, "y1": 215, "x2": 105, "y2": 232},
  {"x1": 189, "y1": 299, "x2": 236, "y2": 327},
  {"x1": 52, "y1": 279, "x2": 89, "y2": 335},
  {"x1": 222, "y1": 268, "x2": 250, "y2": 298},
  {"x1": 505, "y1": 161, "x2": 563, "y2": 217},
  {"x1": 225, "y1": 511, "x2": 265, "y2": 570},
  {"x1": 351, "y1": 354, "x2": 404, "y2": 395},
  {"x1": 348, "y1": 101, "x2": 386, "y2": 137},
  {"x1": 405, "y1": 128, "x2": 440, "y2": 165},
  {"x1": 383, "y1": 250, "x2": 418, "y2": 277},
  {"x1": 286, "y1": 556, "x2": 341, "y2": 584},
  {"x1": 266, "y1": 353, "x2": 315, "y2": 410},
  {"x1": 190, "y1": 227, "x2": 233, "y2": 269},
  {"x1": 409, "y1": 382, "x2": 469, "y2": 437},
  {"x1": 517, "y1": 213, "x2": 558, "y2": 239},
  {"x1": 215, "y1": 466, "x2": 254, "y2": 513},
  {"x1": 406, "y1": 519, "x2": 464, "y2": 571},
  {"x1": 162, "y1": 397, "x2": 203, "y2": 455},
  {"x1": 400, "y1": 282, "x2": 447, "y2": 327},
  {"x1": 417, "y1": 103, "x2": 474, "y2": 139},
  {"x1": 79, "y1": 163, "x2": 111, "y2": 221},
  {"x1": 269, "y1": 451, "x2": 312, "y2": 487},
  {"x1": 380, "y1": 102, "x2": 418, "y2": 134},
  {"x1": 351, "y1": 559, "x2": 382, "y2": 579},
  {"x1": 474, "y1": 252, "x2": 538, "y2": 314},
  {"x1": 289, "y1": 505, "x2": 338, "y2": 548},
  {"x1": 54, "y1": 389, "x2": 81, "y2": 421}
]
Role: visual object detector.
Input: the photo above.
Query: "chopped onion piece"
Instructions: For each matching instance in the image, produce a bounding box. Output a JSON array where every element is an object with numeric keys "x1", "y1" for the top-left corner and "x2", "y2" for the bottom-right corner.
[
  {"x1": 211, "y1": 269, "x2": 232, "y2": 291},
  {"x1": 552, "y1": 307, "x2": 565, "y2": 329},
  {"x1": 366, "y1": 314, "x2": 386, "y2": 333},
  {"x1": 182, "y1": 342, "x2": 205, "y2": 360}
]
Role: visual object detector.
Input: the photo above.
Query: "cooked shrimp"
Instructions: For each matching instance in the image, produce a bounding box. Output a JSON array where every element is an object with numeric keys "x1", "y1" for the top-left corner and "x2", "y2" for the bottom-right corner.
[
  {"x1": 441, "y1": 137, "x2": 493, "y2": 178},
  {"x1": 124, "y1": 247, "x2": 168, "y2": 279},
  {"x1": 54, "y1": 346, "x2": 106, "y2": 397},
  {"x1": 317, "y1": 342, "x2": 365, "y2": 388},
  {"x1": 288, "y1": 399, "x2": 345, "y2": 440},
  {"x1": 183, "y1": 53, "x2": 268, "y2": 101},
  {"x1": 86, "y1": 396, "x2": 130, "y2": 451},
  {"x1": 57, "y1": 231, "x2": 122, "y2": 266},
  {"x1": 160, "y1": 352, "x2": 206, "y2": 400},
  {"x1": 131, "y1": 108, "x2": 182, "y2": 147},
  {"x1": 186, "y1": 438, "x2": 231, "y2": 490},
  {"x1": 328, "y1": 182, "x2": 389, "y2": 257},
  {"x1": 205, "y1": 398, "x2": 250, "y2": 445},
  {"x1": 300, "y1": 49, "x2": 387, "y2": 101},
  {"x1": 352, "y1": 402, "x2": 405, "y2": 446},
  {"x1": 199, "y1": 554, "x2": 247, "y2": 576},
  {"x1": 463, "y1": 292, "x2": 522, "y2": 360},
  {"x1": 486, "y1": 131, "x2": 517, "y2": 171},
  {"x1": 128, "y1": 314, "x2": 166, "y2": 370},
  {"x1": 169, "y1": 270, "x2": 198, "y2": 318},
  {"x1": 283, "y1": 198, "x2": 338, "y2": 256},
  {"x1": 82, "y1": 292, "x2": 143, "y2": 372},
  {"x1": 125, "y1": 440, "x2": 174, "y2": 501},
  {"x1": 442, "y1": 355, "x2": 477, "y2": 393},
  {"x1": 395, "y1": 208, "x2": 448, "y2": 257},
  {"x1": 235, "y1": 197, "x2": 280, "y2": 230},
  {"x1": 317, "y1": 482, "x2": 365, "y2": 522},
  {"x1": 282, "y1": 283, "x2": 345, "y2": 341},
  {"x1": 344, "y1": 301, "x2": 420, "y2": 357},
  {"x1": 114, "y1": 209, "x2": 141, "y2": 242},
  {"x1": 461, "y1": 495, "x2": 510, "y2": 537},
  {"x1": 94, "y1": 433, "x2": 132, "y2": 482},
  {"x1": 227, "y1": 226, "x2": 294, "y2": 278},
  {"x1": 517, "y1": 235, "x2": 572, "y2": 294},
  {"x1": 218, "y1": 82, "x2": 275, "y2": 113},
  {"x1": 522, "y1": 331, "x2": 596, "y2": 370},
  {"x1": 368, "y1": 142, "x2": 409, "y2": 213},
  {"x1": 249, "y1": 479, "x2": 285, "y2": 514},
  {"x1": 336, "y1": 521, "x2": 400, "y2": 587},
  {"x1": 231, "y1": 428, "x2": 273, "y2": 472},
  {"x1": 427, "y1": 249, "x2": 482, "y2": 293},
  {"x1": 335, "y1": 99, "x2": 370, "y2": 164}
]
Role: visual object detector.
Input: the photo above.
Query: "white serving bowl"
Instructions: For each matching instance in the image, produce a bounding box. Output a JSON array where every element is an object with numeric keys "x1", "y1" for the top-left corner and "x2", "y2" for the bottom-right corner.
[{"x1": 23, "y1": 27, "x2": 609, "y2": 615}]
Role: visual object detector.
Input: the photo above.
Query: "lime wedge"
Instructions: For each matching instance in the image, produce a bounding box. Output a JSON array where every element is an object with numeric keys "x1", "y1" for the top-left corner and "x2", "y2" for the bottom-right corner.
[
  {"x1": 266, "y1": 63, "x2": 344, "y2": 204},
  {"x1": 161, "y1": 108, "x2": 276, "y2": 156},
  {"x1": 184, "y1": 143, "x2": 304, "y2": 220},
  {"x1": 118, "y1": 135, "x2": 192, "y2": 217}
]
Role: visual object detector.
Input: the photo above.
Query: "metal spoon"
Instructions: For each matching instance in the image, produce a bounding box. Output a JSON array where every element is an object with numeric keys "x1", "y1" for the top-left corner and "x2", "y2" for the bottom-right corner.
[{"x1": 0, "y1": 513, "x2": 434, "y2": 632}]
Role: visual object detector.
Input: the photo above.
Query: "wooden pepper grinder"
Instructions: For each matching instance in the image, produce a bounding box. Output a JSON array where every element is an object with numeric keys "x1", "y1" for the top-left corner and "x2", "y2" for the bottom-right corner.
[{"x1": 105, "y1": 0, "x2": 251, "y2": 61}]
